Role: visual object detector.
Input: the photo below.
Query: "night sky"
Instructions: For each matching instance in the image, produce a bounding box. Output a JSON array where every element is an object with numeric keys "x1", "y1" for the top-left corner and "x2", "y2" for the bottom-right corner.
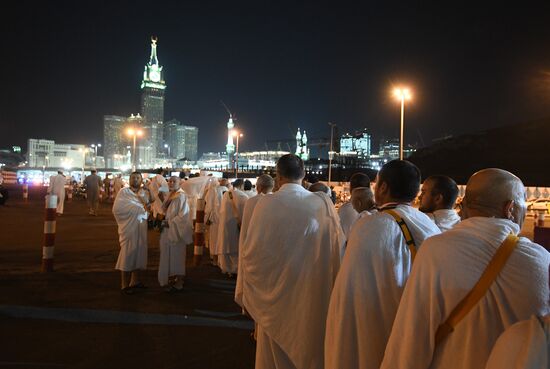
[{"x1": 2, "y1": 2, "x2": 550, "y2": 156}]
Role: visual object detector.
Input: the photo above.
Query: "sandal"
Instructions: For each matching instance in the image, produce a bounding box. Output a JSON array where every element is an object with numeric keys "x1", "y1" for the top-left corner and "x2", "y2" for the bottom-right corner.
[
  {"x1": 166, "y1": 286, "x2": 184, "y2": 294},
  {"x1": 130, "y1": 282, "x2": 147, "y2": 289},
  {"x1": 120, "y1": 286, "x2": 134, "y2": 295}
]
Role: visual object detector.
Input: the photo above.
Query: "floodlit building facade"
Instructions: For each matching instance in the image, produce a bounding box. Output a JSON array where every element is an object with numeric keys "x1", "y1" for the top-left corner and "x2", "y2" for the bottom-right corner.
[
  {"x1": 339, "y1": 129, "x2": 371, "y2": 159},
  {"x1": 183, "y1": 125, "x2": 199, "y2": 161},
  {"x1": 103, "y1": 115, "x2": 127, "y2": 168},
  {"x1": 140, "y1": 37, "x2": 166, "y2": 159},
  {"x1": 27, "y1": 139, "x2": 88, "y2": 169}
]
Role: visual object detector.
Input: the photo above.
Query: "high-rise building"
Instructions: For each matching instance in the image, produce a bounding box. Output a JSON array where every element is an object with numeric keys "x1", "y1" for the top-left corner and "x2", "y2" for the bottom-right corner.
[
  {"x1": 183, "y1": 125, "x2": 199, "y2": 161},
  {"x1": 339, "y1": 129, "x2": 371, "y2": 159},
  {"x1": 378, "y1": 138, "x2": 400, "y2": 159},
  {"x1": 140, "y1": 36, "x2": 166, "y2": 159},
  {"x1": 126, "y1": 113, "x2": 152, "y2": 168},
  {"x1": 103, "y1": 115, "x2": 127, "y2": 168},
  {"x1": 164, "y1": 119, "x2": 185, "y2": 159}
]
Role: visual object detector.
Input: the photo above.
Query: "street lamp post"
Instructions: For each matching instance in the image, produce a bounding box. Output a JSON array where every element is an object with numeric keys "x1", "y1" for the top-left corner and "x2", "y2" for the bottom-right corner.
[
  {"x1": 127, "y1": 128, "x2": 143, "y2": 172},
  {"x1": 232, "y1": 130, "x2": 243, "y2": 178},
  {"x1": 91, "y1": 143, "x2": 101, "y2": 167},
  {"x1": 393, "y1": 87, "x2": 412, "y2": 160},
  {"x1": 328, "y1": 122, "x2": 336, "y2": 185},
  {"x1": 164, "y1": 143, "x2": 170, "y2": 158},
  {"x1": 78, "y1": 148, "x2": 87, "y2": 183}
]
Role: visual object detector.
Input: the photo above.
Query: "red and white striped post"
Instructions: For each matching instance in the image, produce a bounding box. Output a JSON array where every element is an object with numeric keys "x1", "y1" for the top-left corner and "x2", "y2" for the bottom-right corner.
[
  {"x1": 109, "y1": 181, "x2": 114, "y2": 201},
  {"x1": 42, "y1": 195, "x2": 57, "y2": 272},
  {"x1": 193, "y1": 198, "x2": 206, "y2": 266},
  {"x1": 22, "y1": 183, "x2": 29, "y2": 201}
]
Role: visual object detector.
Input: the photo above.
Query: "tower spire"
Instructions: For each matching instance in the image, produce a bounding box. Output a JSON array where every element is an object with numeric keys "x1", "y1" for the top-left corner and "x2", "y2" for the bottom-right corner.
[{"x1": 149, "y1": 36, "x2": 159, "y2": 66}]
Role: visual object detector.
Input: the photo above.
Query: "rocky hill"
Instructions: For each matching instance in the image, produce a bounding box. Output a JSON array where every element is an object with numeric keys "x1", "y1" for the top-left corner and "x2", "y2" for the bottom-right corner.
[{"x1": 408, "y1": 118, "x2": 550, "y2": 186}]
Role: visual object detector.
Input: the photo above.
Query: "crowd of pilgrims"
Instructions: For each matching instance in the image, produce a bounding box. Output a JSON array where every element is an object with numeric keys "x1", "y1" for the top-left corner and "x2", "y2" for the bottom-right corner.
[{"x1": 110, "y1": 154, "x2": 549, "y2": 369}]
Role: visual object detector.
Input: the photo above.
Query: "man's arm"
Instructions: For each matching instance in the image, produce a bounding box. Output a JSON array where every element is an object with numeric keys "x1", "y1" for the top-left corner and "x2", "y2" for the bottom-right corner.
[{"x1": 380, "y1": 241, "x2": 442, "y2": 369}]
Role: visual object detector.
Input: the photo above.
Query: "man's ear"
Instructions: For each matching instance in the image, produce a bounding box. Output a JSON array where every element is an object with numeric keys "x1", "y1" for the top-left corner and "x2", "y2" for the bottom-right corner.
[
  {"x1": 503, "y1": 199, "x2": 514, "y2": 220},
  {"x1": 434, "y1": 193, "x2": 444, "y2": 207},
  {"x1": 377, "y1": 181, "x2": 388, "y2": 195}
]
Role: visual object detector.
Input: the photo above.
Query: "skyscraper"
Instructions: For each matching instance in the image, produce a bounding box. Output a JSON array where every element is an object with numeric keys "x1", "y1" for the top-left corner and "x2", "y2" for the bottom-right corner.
[
  {"x1": 183, "y1": 125, "x2": 199, "y2": 161},
  {"x1": 164, "y1": 119, "x2": 185, "y2": 159},
  {"x1": 140, "y1": 36, "x2": 166, "y2": 159},
  {"x1": 103, "y1": 115, "x2": 127, "y2": 168}
]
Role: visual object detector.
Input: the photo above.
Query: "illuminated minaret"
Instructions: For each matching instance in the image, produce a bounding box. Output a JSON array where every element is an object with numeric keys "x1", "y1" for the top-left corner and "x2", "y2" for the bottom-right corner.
[
  {"x1": 295, "y1": 128, "x2": 302, "y2": 156},
  {"x1": 302, "y1": 130, "x2": 310, "y2": 160},
  {"x1": 226, "y1": 114, "x2": 235, "y2": 158}
]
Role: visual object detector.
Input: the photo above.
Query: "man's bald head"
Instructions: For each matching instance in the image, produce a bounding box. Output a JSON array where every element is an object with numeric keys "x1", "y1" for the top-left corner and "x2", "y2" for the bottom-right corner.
[
  {"x1": 256, "y1": 174, "x2": 274, "y2": 194},
  {"x1": 351, "y1": 187, "x2": 375, "y2": 213},
  {"x1": 309, "y1": 182, "x2": 331, "y2": 196},
  {"x1": 463, "y1": 168, "x2": 526, "y2": 227}
]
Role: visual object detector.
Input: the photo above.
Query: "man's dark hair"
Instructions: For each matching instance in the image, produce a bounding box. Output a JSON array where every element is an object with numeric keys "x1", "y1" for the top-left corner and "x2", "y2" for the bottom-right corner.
[
  {"x1": 426, "y1": 175, "x2": 459, "y2": 209},
  {"x1": 349, "y1": 172, "x2": 370, "y2": 192},
  {"x1": 307, "y1": 174, "x2": 319, "y2": 184},
  {"x1": 179, "y1": 171, "x2": 186, "y2": 179},
  {"x1": 130, "y1": 171, "x2": 142, "y2": 176},
  {"x1": 233, "y1": 178, "x2": 244, "y2": 188},
  {"x1": 276, "y1": 154, "x2": 304, "y2": 181},
  {"x1": 378, "y1": 160, "x2": 421, "y2": 202},
  {"x1": 91, "y1": 169, "x2": 97, "y2": 174},
  {"x1": 244, "y1": 179, "x2": 252, "y2": 191},
  {"x1": 156, "y1": 168, "x2": 163, "y2": 175}
]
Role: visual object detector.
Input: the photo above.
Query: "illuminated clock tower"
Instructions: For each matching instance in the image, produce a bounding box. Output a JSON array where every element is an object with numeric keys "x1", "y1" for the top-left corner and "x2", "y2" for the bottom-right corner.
[{"x1": 140, "y1": 36, "x2": 166, "y2": 162}]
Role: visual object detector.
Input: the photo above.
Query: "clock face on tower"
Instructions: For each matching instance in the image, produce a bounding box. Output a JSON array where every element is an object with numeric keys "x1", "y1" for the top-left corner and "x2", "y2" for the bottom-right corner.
[{"x1": 150, "y1": 70, "x2": 160, "y2": 82}]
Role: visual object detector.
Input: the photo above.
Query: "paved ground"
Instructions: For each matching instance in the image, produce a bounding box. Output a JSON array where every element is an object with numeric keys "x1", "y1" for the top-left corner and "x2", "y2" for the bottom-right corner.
[
  {"x1": 0, "y1": 186, "x2": 255, "y2": 369},
  {"x1": 0, "y1": 185, "x2": 544, "y2": 369}
]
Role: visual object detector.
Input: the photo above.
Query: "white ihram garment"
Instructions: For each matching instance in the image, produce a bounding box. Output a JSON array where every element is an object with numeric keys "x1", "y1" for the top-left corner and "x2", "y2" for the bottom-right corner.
[
  {"x1": 113, "y1": 177, "x2": 124, "y2": 199},
  {"x1": 427, "y1": 208, "x2": 461, "y2": 232},
  {"x1": 338, "y1": 201, "x2": 359, "y2": 239},
  {"x1": 380, "y1": 217, "x2": 550, "y2": 369},
  {"x1": 216, "y1": 189, "x2": 248, "y2": 274},
  {"x1": 48, "y1": 174, "x2": 66, "y2": 214},
  {"x1": 158, "y1": 190, "x2": 194, "y2": 286},
  {"x1": 113, "y1": 188, "x2": 149, "y2": 271},
  {"x1": 485, "y1": 314, "x2": 550, "y2": 369},
  {"x1": 150, "y1": 174, "x2": 169, "y2": 218},
  {"x1": 235, "y1": 193, "x2": 268, "y2": 308},
  {"x1": 181, "y1": 176, "x2": 211, "y2": 220},
  {"x1": 242, "y1": 184, "x2": 345, "y2": 369},
  {"x1": 325, "y1": 204, "x2": 441, "y2": 369},
  {"x1": 204, "y1": 183, "x2": 226, "y2": 255}
]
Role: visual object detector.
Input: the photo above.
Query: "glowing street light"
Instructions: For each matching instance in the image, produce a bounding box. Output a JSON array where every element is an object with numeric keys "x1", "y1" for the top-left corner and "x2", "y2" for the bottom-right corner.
[
  {"x1": 90, "y1": 143, "x2": 102, "y2": 167},
  {"x1": 164, "y1": 143, "x2": 170, "y2": 158},
  {"x1": 393, "y1": 87, "x2": 412, "y2": 160},
  {"x1": 126, "y1": 128, "x2": 143, "y2": 171},
  {"x1": 232, "y1": 130, "x2": 243, "y2": 177},
  {"x1": 78, "y1": 148, "x2": 89, "y2": 182}
]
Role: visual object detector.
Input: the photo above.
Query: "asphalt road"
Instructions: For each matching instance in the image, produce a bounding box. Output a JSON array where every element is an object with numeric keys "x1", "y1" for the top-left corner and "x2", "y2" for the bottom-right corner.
[
  {"x1": 0, "y1": 186, "x2": 255, "y2": 369},
  {"x1": 0, "y1": 185, "x2": 544, "y2": 369}
]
